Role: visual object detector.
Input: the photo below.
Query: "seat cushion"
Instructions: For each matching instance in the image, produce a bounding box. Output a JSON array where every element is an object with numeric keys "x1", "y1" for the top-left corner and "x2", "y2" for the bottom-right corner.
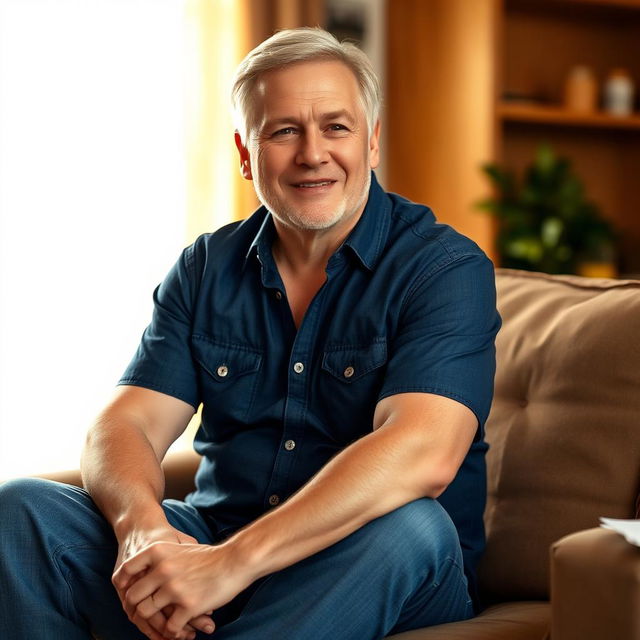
[
  {"x1": 479, "y1": 269, "x2": 640, "y2": 602},
  {"x1": 385, "y1": 601, "x2": 550, "y2": 639}
]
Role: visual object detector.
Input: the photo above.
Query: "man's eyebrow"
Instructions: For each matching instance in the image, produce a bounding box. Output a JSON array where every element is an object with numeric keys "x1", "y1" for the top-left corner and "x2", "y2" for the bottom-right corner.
[
  {"x1": 321, "y1": 109, "x2": 357, "y2": 125},
  {"x1": 261, "y1": 109, "x2": 357, "y2": 130},
  {"x1": 261, "y1": 117, "x2": 300, "y2": 130}
]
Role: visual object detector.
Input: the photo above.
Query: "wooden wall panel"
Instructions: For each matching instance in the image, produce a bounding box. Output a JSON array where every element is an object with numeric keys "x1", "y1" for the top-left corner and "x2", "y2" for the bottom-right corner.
[{"x1": 386, "y1": 0, "x2": 499, "y2": 261}]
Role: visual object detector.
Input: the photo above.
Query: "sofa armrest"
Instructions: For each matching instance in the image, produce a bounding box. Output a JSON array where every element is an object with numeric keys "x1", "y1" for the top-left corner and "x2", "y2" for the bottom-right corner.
[
  {"x1": 35, "y1": 467, "x2": 83, "y2": 487},
  {"x1": 34, "y1": 449, "x2": 201, "y2": 500},
  {"x1": 551, "y1": 527, "x2": 640, "y2": 640},
  {"x1": 161, "y1": 449, "x2": 201, "y2": 499}
]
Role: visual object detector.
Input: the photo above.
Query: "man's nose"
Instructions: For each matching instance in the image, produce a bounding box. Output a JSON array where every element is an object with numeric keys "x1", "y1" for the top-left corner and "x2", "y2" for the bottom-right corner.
[{"x1": 295, "y1": 130, "x2": 328, "y2": 167}]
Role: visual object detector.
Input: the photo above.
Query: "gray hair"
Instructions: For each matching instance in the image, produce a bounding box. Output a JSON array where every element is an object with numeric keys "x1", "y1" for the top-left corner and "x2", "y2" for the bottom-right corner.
[{"x1": 231, "y1": 27, "x2": 381, "y2": 143}]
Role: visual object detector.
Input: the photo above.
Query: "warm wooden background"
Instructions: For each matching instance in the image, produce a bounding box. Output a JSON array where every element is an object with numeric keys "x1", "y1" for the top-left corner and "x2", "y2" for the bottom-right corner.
[{"x1": 385, "y1": 0, "x2": 640, "y2": 274}]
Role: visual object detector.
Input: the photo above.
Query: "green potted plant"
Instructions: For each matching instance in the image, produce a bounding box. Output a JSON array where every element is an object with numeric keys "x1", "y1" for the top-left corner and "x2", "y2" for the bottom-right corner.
[{"x1": 477, "y1": 143, "x2": 617, "y2": 276}]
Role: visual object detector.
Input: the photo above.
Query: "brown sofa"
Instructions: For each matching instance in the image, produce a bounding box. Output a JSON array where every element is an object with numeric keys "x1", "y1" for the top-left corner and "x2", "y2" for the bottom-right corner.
[{"x1": 42, "y1": 268, "x2": 640, "y2": 639}]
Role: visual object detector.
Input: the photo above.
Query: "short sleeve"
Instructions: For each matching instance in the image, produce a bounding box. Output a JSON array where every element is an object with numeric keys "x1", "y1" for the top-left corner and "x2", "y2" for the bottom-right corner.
[
  {"x1": 118, "y1": 244, "x2": 200, "y2": 408},
  {"x1": 379, "y1": 253, "x2": 501, "y2": 436}
]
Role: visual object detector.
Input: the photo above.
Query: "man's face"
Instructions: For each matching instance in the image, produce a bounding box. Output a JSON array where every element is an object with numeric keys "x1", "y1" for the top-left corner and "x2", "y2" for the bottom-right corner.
[{"x1": 236, "y1": 60, "x2": 380, "y2": 233}]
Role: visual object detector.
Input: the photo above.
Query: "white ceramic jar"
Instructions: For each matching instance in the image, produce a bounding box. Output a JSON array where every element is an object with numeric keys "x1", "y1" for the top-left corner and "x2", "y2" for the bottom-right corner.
[{"x1": 604, "y1": 69, "x2": 635, "y2": 117}]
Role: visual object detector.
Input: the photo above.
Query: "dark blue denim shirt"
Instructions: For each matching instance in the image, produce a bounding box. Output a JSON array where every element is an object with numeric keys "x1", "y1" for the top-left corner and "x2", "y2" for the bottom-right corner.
[{"x1": 120, "y1": 173, "x2": 501, "y2": 603}]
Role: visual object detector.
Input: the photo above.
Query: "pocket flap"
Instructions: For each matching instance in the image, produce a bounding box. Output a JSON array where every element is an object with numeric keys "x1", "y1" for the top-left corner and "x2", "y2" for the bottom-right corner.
[
  {"x1": 321, "y1": 339, "x2": 387, "y2": 383},
  {"x1": 191, "y1": 335, "x2": 262, "y2": 382}
]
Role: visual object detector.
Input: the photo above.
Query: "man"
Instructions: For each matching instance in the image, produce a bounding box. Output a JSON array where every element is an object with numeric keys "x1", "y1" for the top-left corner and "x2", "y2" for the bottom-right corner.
[{"x1": 0, "y1": 27, "x2": 500, "y2": 640}]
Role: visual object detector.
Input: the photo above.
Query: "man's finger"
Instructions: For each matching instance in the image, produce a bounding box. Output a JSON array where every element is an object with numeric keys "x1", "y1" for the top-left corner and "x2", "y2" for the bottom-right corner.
[
  {"x1": 165, "y1": 606, "x2": 198, "y2": 639},
  {"x1": 112, "y1": 568, "x2": 134, "y2": 594},
  {"x1": 130, "y1": 612, "x2": 170, "y2": 640},
  {"x1": 139, "y1": 609, "x2": 195, "y2": 640},
  {"x1": 113, "y1": 550, "x2": 154, "y2": 590},
  {"x1": 134, "y1": 590, "x2": 171, "y2": 621},
  {"x1": 125, "y1": 572, "x2": 165, "y2": 618},
  {"x1": 187, "y1": 614, "x2": 215, "y2": 635},
  {"x1": 113, "y1": 565, "x2": 149, "y2": 606}
]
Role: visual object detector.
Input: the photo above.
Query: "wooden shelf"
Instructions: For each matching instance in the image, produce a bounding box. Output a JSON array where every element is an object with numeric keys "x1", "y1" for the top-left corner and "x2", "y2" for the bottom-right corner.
[
  {"x1": 559, "y1": 0, "x2": 640, "y2": 9},
  {"x1": 498, "y1": 102, "x2": 640, "y2": 130},
  {"x1": 510, "y1": 0, "x2": 640, "y2": 13}
]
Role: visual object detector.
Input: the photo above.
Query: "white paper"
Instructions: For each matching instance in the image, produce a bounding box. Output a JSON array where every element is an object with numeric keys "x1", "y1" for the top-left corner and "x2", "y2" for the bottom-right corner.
[{"x1": 600, "y1": 517, "x2": 640, "y2": 547}]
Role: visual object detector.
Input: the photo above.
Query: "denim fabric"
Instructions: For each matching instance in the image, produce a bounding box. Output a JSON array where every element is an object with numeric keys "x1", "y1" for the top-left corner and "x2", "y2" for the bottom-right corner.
[
  {"x1": 119, "y1": 173, "x2": 501, "y2": 600},
  {"x1": 0, "y1": 478, "x2": 472, "y2": 639}
]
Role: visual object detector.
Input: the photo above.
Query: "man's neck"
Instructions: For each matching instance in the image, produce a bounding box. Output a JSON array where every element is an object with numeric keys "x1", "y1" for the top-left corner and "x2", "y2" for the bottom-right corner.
[
  {"x1": 271, "y1": 214, "x2": 361, "y2": 330},
  {"x1": 271, "y1": 215, "x2": 359, "y2": 276}
]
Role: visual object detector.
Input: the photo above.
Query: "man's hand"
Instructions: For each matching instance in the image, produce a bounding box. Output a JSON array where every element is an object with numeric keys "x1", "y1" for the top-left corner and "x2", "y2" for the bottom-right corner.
[
  {"x1": 113, "y1": 522, "x2": 218, "y2": 640},
  {"x1": 113, "y1": 537, "x2": 255, "y2": 640}
]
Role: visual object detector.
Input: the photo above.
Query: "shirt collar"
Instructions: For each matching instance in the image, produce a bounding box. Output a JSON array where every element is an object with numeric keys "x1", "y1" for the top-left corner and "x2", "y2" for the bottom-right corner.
[
  {"x1": 341, "y1": 172, "x2": 391, "y2": 271},
  {"x1": 245, "y1": 208, "x2": 275, "y2": 265},
  {"x1": 244, "y1": 171, "x2": 391, "y2": 272}
]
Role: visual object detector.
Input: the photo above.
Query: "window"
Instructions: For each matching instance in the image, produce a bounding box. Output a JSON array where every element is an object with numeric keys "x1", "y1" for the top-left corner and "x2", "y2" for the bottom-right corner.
[{"x1": 0, "y1": 0, "x2": 188, "y2": 477}]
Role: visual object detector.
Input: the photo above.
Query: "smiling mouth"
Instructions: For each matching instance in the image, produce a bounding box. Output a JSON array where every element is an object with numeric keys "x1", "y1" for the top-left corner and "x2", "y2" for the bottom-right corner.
[{"x1": 292, "y1": 180, "x2": 336, "y2": 188}]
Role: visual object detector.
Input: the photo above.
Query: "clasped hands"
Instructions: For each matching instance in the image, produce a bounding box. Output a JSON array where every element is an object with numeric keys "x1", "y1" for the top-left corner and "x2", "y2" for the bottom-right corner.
[{"x1": 112, "y1": 525, "x2": 252, "y2": 640}]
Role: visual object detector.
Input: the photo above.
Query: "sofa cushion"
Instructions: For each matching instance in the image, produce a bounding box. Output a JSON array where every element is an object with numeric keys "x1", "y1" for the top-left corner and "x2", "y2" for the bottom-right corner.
[
  {"x1": 385, "y1": 602, "x2": 550, "y2": 640},
  {"x1": 479, "y1": 269, "x2": 640, "y2": 602}
]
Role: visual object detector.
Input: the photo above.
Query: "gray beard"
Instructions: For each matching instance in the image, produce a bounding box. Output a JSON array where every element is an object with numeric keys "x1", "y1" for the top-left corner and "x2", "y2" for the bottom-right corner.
[{"x1": 256, "y1": 172, "x2": 371, "y2": 232}]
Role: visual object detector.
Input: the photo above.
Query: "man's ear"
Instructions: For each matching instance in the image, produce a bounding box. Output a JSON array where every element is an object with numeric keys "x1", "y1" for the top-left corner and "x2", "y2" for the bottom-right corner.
[
  {"x1": 234, "y1": 131, "x2": 253, "y2": 180},
  {"x1": 368, "y1": 120, "x2": 381, "y2": 170}
]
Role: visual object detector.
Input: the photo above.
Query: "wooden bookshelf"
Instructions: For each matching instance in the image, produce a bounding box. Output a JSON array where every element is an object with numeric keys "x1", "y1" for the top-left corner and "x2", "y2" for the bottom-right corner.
[
  {"x1": 498, "y1": 102, "x2": 640, "y2": 130},
  {"x1": 386, "y1": 0, "x2": 640, "y2": 274},
  {"x1": 501, "y1": 0, "x2": 640, "y2": 274}
]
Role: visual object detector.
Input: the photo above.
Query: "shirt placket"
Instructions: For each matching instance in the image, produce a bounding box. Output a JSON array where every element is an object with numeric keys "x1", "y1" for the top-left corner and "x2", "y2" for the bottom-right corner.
[
  {"x1": 262, "y1": 289, "x2": 324, "y2": 509},
  {"x1": 260, "y1": 250, "x2": 352, "y2": 510}
]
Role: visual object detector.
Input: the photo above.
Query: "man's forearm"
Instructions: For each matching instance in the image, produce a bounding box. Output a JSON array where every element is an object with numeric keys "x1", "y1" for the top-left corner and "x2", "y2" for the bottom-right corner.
[
  {"x1": 80, "y1": 387, "x2": 194, "y2": 541},
  {"x1": 81, "y1": 413, "x2": 168, "y2": 539},
  {"x1": 223, "y1": 418, "x2": 444, "y2": 584},
  {"x1": 221, "y1": 392, "x2": 479, "y2": 586}
]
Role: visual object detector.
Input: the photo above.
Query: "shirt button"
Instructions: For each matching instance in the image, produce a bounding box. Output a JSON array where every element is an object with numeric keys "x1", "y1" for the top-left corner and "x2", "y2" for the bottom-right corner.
[
  {"x1": 268, "y1": 494, "x2": 280, "y2": 506},
  {"x1": 275, "y1": 291, "x2": 282, "y2": 300},
  {"x1": 284, "y1": 439, "x2": 296, "y2": 451},
  {"x1": 293, "y1": 362, "x2": 304, "y2": 374},
  {"x1": 217, "y1": 365, "x2": 229, "y2": 377},
  {"x1": 343, "y1": 366, "x2": 355, "y2": 379}
]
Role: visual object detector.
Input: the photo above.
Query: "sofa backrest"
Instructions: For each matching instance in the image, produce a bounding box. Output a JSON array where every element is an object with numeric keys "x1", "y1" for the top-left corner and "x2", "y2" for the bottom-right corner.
[{"x1": 479, "y1": 268, "x2": 640, "y2": 603}]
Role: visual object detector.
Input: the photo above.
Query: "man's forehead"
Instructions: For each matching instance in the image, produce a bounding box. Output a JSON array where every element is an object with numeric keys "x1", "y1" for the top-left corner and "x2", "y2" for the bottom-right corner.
[{"x1": 252, "y1": 60, "x2": 362, "y2": 121}]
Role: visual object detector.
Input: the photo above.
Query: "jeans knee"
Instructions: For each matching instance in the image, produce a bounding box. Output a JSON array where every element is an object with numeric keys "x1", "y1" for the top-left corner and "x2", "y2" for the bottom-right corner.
[
  {"x1": 367, "y1": 498, "x2": 463, "y2": 570},
  {"x1": 0, "y1": 479, "x2": 53, "y2": 543},
  {"x1": 0, "y1": 477, "x2": 92, "y2": 533},
  {"x1": 0, "y1": 477, "x2": 52, "y2": 514}
]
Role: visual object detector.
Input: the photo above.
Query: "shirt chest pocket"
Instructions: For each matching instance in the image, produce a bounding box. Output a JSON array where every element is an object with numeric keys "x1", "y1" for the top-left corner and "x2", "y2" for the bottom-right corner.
[
  {"x1": 191, "y1": 335, "x2": 262, "y2": 424},
  {"x1": 322, "y1": 339, "x2": 388, "y2": 383},
  {"x1": 319, "y1": 338, "x2": 388, "y2": 439}
]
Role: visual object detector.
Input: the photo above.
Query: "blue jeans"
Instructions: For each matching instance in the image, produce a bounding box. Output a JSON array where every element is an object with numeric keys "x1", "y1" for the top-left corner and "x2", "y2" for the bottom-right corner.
[{"x1": 0, "y1": 478, "x2": 473, "y2": 639}]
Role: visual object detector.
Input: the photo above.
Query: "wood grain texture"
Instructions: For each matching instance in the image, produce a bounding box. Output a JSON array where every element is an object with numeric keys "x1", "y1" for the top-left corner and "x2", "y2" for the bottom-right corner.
[{"x1": 386, "y1": 0, "x2": 499, "y2": 261}]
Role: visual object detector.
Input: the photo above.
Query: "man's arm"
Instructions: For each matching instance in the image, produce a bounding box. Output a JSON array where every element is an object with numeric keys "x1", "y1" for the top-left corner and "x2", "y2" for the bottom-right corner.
[
  {"x1": 115, "y1": 391, "x2": 477, "y2": 637},
  {"x1": 231, "y1": 392, "x2": 477, "y2": 571},
  {"x1": 81, "y1": 385, "x2": 214, "y2": 640},
  {"x1": 81, "y1": 385, "x2": 193, "y2": 534}
]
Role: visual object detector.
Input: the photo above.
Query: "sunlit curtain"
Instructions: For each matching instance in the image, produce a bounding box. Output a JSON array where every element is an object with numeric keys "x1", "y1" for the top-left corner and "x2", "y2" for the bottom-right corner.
[
  {"x1": 244, "y1": 0, "x2": 325, "y2": 45},
  {"x1": 184, "y1": 0, "x2": 326, "y2": 243}
]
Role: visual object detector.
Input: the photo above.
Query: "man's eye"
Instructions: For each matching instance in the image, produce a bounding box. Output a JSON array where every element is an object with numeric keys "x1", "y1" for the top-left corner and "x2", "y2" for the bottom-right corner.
[
  {"x1": 328, "y1": 124, "x2": 348, "y2": 131},
  {"x1": 273, "y1": 127, "x2": 296, "y2": 136}
]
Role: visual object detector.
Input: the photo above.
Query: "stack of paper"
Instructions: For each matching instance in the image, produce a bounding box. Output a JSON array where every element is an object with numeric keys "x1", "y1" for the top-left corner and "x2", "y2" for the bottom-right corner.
[{"x1": 600, "y1": 517, "x2": 640, "y2": 547}]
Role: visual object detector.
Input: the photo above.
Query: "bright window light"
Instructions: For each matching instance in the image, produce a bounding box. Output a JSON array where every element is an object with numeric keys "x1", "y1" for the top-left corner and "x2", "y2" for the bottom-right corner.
[{"x1": 0, "y1": 0, "x2": 188, "y2": 477}]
